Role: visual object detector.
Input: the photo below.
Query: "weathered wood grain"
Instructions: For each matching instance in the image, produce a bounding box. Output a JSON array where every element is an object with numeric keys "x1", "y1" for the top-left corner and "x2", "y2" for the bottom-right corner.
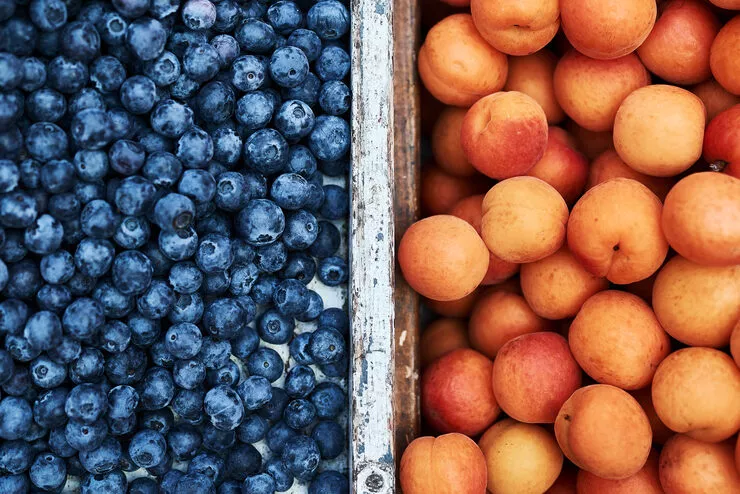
[
  {"x1": 392, "y1": 0, "x2": 422, "y2": 480},
  {"x1": 349, "y1": 0, "x2": 396, "y2": 490}
]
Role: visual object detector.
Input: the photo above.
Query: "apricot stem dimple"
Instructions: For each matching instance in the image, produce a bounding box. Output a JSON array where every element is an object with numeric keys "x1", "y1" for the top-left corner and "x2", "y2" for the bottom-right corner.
[
  {"x1": 709, "y1": 160, "x2": 728, "y2": 173},
  {"x1": 613, "y1": 244, "x2": 620, "y2": 252}
]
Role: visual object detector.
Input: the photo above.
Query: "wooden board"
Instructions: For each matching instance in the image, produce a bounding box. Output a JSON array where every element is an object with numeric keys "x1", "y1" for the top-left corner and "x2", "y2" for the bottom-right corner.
[{"x1": 349, "y1": 0, "x2": 398, "y2": 490}]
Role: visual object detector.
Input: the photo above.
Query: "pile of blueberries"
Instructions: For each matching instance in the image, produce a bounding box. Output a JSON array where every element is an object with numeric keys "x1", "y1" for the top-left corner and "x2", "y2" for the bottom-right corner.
[{"x1": 0, "y1": 0, "x2": 353, "y2": 491}]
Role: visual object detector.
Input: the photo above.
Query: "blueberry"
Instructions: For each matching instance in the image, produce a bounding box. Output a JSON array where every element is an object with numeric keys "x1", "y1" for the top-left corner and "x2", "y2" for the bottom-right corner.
[
  {"x1": 188, "y1": 452, "x2": 225, "y2": 483},
  {"x1": 112, "y1": 0, "x2": 150, "y2": 18},
  {"x1": 163, "y1": 322, "x2": 202, "y2": 359},
  {"x1": 62, "y1": 297, "x2": 104, "y2": 341},
  {"x1": 287, "y1": 29, "x2": 322, "y2": 62},
  {"x1": 284, "y1": 397, "x2": 317, "y2": 429},
  {"x1": 59, "y1": 21, "x2": 100, "y2": 64},
  {"x1": 243, "y1": 473, "x2": 276, "y2": 494},
  {"x1": 208, "y1": 361, "x2": 240, "y2": 388},
  {"x1": 203, "y1": 270, "x2": 231, "y2": 295},
  {"x1": 183, "y1": 42, "x2": 221, "y2": 83},
  {"x1": 318, "y1": 255, "x2": 349, "y2": 287},
  {"x1": 129, "y1": 429, "x2": 167, "y2": 468},
  {"x1": 107, "y1": 223, "x2": 142, "y2": 257},
  {"x1": 202, "y1": 424, "x2": 236, "y2": 454},
  {"x1": 236, "y1": 414, "x2": 268, "y2": 444},
  {"x1": 47, "y1": 56, "x2": 89, "y2": 95},
  {"x1": 4, "y1": 19, "x2": 38, "y2": 57},
  {"x1": 168, "y1": 262, "x2": 203, "y2": 294},
  {"x1": 310, "y1": 382, "x2": 345, "y2": 419},
  {"x1": 179, "y1": 169, "x2": 217, "y2": 205},
  {"x1": 151, "y1": 99, "x2": 195, "y2": 139},
  {"x1": 24, "y1": 214, "x2": 64, "y2": 254},
  {"x1": 195, "y1": 81, "x2": 235, "y2": 124},
  {"x1": 266, "y1": 458, "x2": 294, "y2": 491},
  {"x1": 96, "y1": 11, "x2": 127, "y2": 46},
  {"x1": 243, "y1": 171, "x2": 269, "y2": 200},
  {"x1": 195, "y1": 233, "x2": 233, "y2": 273},
  {"x1": 89, "y1": 58, "x2": 127, "y2": 97},
  {"x1": 319, "y1": 80, "x2": 351, "y2": 116},
  {"x1": 0, "y1": 439, "x2": 31, "y2": 475},
  {"x1": 235, "y1": 90, "x2": 274, "y2": 131},
  {"x1": 266, "y1": 420, "x2": 297, "y2": 454},
  {"x1": 0, "y1": 349, "x2": 14, "y2": 385},
  {"x1": 245, "y1": 129, "x2": 290, "y2": 175},
  {"x1": 309, "y1": 471, "x2": 349, "y2": 494},
  {"x1": 234, "y1": 199, "x2": 284, "y2": 247},
  {"x1": 268, "y1": 1, "x2": 304, "y2": 35},
  {"x1": 169, "y1": 292, "x2": 204, "y2": 323},
  {"x1": 141, "y1": 51, "x2": 180, "y2": 87},
  {"x1": 316, "y1": 44, "x2": 350, "y2": 82},
  {"x1": 139, "y1": 366, "x2": 175, "y2": 410},
  {"x1": 129, "y1": 477, "x2": 159, "y2": 494},
  {"x1": 137, "y1": 279, "x2": 176, "y2": 319},
  {"x1": 108, "y1": 108, "x2": 135, "y2": 141},
  {"x1": 210, "y1": 128, "x2": 242, "y2": 167},
  {"x1": 110, "y1": 250, "x2": 153, "y2": 296},
  {"x1": 246, "y1": 347, "x2": 283, "y2": 382},
  {"x1": 172, "y1": 358, "x2": 206, "y2": 390},
  {"x1": 106, "y1": 385, "x2": 139, "y2": 420},
  {"x1": 167, "y1": 424, "x2": 202, "y2": 461},
  {"x1": 0, "y1": 396, "x2": 32, "y2": 440},
  {"x1": 258, "y1": 388, "x2": 289, "y2": 421},
  {"x1": 25, "y1": 122, "x2": 69, "y2": 162},
  {"x1": 202, "y1": 298, "x2": 245, "y2": 339},
  {"x1": 29, "y1": 0, "x2": 68, "y2": 32},
  {"x1": 99, "y1": 320, "x2": 132, "y2": 353},
  {"x1": 212, "y1": 1, "x2": 240, "y2": 33},
  {"x1": 204, "y1": 385, "x2": 245, "y2": 431},
  {"x1": 282, "y1": 435, "x2": 320, "y2": 481},
  {"x1": 154, "y1": 193, "x2": 196, "y2": 232},
  {"x1": 149, "y1": 0, "x2": 180, "y2": 18},
  {"x1": 307, "y1": 117, "x2": 350, "y2": 163},
  {"x1": 46, "y1": 336, "x2": 81, "y2": 365},
  {"x1": 0, "y1": 91, "x2": 23, "y2": 131},
  {"x1": 172, "y1": 389, "x2": 204, "y2": 423},
  {"x1": 281, "y1": 71, "x2": 321, "y2": 107},
  {"x1": 126, "y1": 17, "x2": 168, "y2": 61},
  {"x1": 269, "y1": 46, "x2": 309, "y2": 88},
  {"x1": 107, "y1": 139, "x2": 145, "y2": 176},
  {"x1": 22, "y1": 311, "x2": 62, "y2": 352},
  {"x1": 161, "y1": 470, "x2": 185, "y2": 494},
  {"x1": 177, "y1": 0, "x2": 214, "y2": 29},
  {"x1": 307, "y1": 0, "x2": 349, "y2": 40},
  {"x1": 29, "y1": 453, "x2": 66, "y2": 491},
  {"x1": 120, "y1": 75, "x2": 157, "y2": 115},
  {"x1": 236, "y1": 19, "x2": 277, "y2": 54},
  {"x1": 143, "y1": 241, "x2": 175, "y2": 276},
  {"x1": 64, "y1": 417, "x2": 107, "y2": 451},
  {"x1": 275, "y1": 100, "x2": 315, "y2": 142},
  {"x1": 177, "y1": 126, "x2": 214, "y2": 168},
  {"x1": 69, "y1": 347, "x2": 105, "y2": 384},
  {"x1": 18, "y1": 57, "x2": 47, "y2": 93}
]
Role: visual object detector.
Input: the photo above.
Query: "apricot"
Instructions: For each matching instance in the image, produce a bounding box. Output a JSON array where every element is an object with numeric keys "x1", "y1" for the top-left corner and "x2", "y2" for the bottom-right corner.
[
  {"x1": 569, "y1": 291, "x2": 670, "y2": 390},
  {"x1": 708, "y1": 0, "x2": 740, "y2": 8},
  {"x1": 398, "y1": 215, "x2": 490, "y2": 301},
  {"x1": 425, "y1": 290, "x2": 480, "y2": 318},
  {"x1": 460, "y1": 91, "x2": 549, "y2": 179},
  {"x1": 449, "y1": 195, "x2": 520, "y2": 285},
  {"x1": 420, "y1": 166, "x2": 487, "y2": 215},
  {"x1": 520, "y1": 247, "x2": 609, "y2": 320},
  {"x1": 652, "y1": 256, "x2": 740, "y2": 347},
  {"x1": 631, "y1": 387, "x2": 673, "y2": 445},
  {"x1": 470, "y1": 0, "x2": 559, "y2": 56},
  {"x1": 547, "y1": 467, "x2": 578, "y2": 494},
  {"x1": 661, "y1": 172, "x2": 740, "y2": 266},
  {"x1": 692, "y1": 79, "x2": 740, "y2": 123},
  {"x1": 576, "y1": 450, "x2": 663, "y2": 494},
  {"x1": 560, "y1": 0, "x2": 656, "y2": 60},
  {"x1": 420, "y1": 318, "x2": 470, "y2": 368},
  {"x1": 613, "y1": 85, "x2": 706, "y2": 177},
  {"x1": 703, "y1": 104, "x2": 740, "y2": 177},
  {"x1": 710, "y1": 16, "x2": 740, "y2": 96},
  {"x1": 555, "y1": 385, "x2": 652, "y2": 480},
  {"x1": 567, "y1": 178, "x2": 668, "y2": 284},
  {"x1": 418, "y1": 14, "x2": 508, "y2": 107},
  {"x1": 400, "y1": 434, "x2": 487, "y2": 494},
  {"x1": 503, "y1": 51, "x2": 564, "y2": 124},
  {"x1": 431, "y1": 107, "x2": 476, "y2": 177},
  {"x1": 586, "y1": 149, "x2": 675, "y2": 201},
  {"x1": 526, "y1": 127, "x2": 589, "y2": 205},
  {"x1": 492, "y1": 332, "x2": 582, "y2": 423},
  {"x1": 481, "y1": 177, "x2": 568, "y2": 263},
  {"x1": 478, "y1": 419, "x2": 563, "y2": 494},
  {"x1": 731, "y1": 321, "x2": 740, "y2": 368},
  {"x1": 469, "y1": 289, "x2": 550, "y2": 359},
  {"x1": 553, "y1": 51, "x2": 651, "y2": 132},
  {"x1": 565, "y1": 122, "x2": 612, "y2": 159},
  {"x1": 659, "y1": 434, "x2": 740, "y2": 494},
  {"x1": 421, "y1": 348, "x2": 500, "y2": 436},
  {"x1": 637, "y1": 0, "x2": 720, "y2": 85},
  {"x1": 652, "y1": 347, "x2": 740, "y2": 443}
]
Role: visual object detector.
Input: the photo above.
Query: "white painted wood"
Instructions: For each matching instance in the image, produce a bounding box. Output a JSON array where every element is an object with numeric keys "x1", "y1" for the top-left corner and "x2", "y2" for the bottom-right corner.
[{"x1": 349, "y1": 0, "x2": 396, "y2": 490}]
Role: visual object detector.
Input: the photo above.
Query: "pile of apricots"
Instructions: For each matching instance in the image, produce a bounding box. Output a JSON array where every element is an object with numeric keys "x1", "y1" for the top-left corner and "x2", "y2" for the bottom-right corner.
[{"x1": 397, "y1": 0, "x2": 740, "y2": 493}]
